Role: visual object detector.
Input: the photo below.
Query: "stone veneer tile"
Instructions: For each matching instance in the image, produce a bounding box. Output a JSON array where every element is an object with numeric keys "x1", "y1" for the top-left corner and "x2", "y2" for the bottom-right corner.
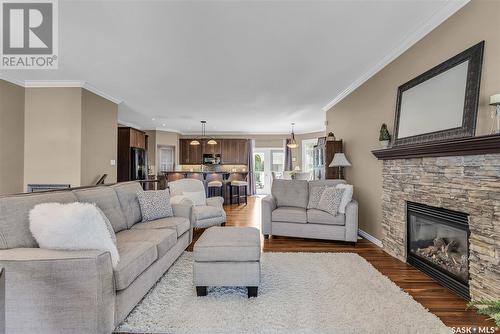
[{"x1": 381, "y1": 154, "x2": 500, "y2": 300}]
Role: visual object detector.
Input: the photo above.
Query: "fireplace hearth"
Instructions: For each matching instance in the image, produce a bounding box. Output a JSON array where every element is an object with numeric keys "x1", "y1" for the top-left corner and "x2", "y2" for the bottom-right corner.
[{"x1": 406, "y1": 202, "x2": 470, "y2": 299}]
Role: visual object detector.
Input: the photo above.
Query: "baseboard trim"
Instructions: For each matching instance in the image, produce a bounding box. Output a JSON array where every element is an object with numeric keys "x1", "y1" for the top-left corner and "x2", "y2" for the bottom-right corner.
[{"x1": 358, "y1": 229, "x2": 383, "y2": 248}]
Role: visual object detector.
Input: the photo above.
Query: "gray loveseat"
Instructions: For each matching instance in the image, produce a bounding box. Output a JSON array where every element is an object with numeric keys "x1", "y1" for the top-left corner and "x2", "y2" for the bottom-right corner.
[
  {"x1": 261, "y1": 179, "x2": 358, "y2": 242},
  {"x1": 0, "y1": 181, "x2": 193, "y2": 334}
]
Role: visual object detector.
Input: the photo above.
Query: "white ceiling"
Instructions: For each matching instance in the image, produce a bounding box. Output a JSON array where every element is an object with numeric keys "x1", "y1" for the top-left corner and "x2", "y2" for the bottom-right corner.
[{"x1": 1, "y1": 0, "x2": 467, "y2": 134}]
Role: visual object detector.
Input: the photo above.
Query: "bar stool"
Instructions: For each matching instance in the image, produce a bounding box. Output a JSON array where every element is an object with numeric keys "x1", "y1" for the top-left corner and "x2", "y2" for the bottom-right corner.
[
  {"x1": 230, "y1": 180, "x2": 248, "y2": 205},
  {"x1": 206, "y1": 173, "x2": 224, "y2": 198},
  {"x1": 207, "y1": 180, "x2": 223, "y2": 197}
]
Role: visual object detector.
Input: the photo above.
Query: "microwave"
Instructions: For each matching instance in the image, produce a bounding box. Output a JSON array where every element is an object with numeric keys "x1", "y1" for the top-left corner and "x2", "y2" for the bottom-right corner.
[{"x1": 203, "y1": 154, "x2": 221, "y2": 165}]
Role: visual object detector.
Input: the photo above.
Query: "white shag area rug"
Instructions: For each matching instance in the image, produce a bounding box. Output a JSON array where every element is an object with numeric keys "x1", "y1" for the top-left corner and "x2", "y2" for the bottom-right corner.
[{"x1": 116, "y1": 252, "x2": 451, "y2": 334}]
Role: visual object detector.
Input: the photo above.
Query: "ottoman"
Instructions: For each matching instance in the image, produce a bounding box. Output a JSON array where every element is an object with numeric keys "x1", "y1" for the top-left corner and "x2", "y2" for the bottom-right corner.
[{"x1": 193, "y1": 226, "x2": 261, "y2": 298}]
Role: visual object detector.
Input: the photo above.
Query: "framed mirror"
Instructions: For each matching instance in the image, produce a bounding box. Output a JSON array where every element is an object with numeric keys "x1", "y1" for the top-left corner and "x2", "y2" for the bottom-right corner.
[{"x1": 393, "y1": 41, "x2": 484, "y2": 146}]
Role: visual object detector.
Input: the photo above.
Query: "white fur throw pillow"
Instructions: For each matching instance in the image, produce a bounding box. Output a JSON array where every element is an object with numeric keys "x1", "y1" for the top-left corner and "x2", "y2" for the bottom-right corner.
[
  {"x1": 29, "y1": 202, "x2": 120, "y2": 268},
  {"x1": 336, "y1": 184, "x2": 354, "y2": 214}
]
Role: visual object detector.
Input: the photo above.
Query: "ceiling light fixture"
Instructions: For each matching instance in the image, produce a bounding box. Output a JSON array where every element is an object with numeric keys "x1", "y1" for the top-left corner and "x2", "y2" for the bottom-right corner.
[
  {"x1": 190, "y1": 121, "x2": 217, "y2": 146},
  {"x1": 287, "y1": 123, "x2": 298, "y2": 149}
]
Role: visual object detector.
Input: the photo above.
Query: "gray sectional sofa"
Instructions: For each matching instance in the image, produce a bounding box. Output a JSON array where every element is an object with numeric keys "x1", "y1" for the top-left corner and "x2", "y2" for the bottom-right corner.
[
  {"x1": 0, "y1": 181, "x2": 193, "y2": 334},
  {"x1": 261, "y1": 179, "x2": 358, "y2": 242}
]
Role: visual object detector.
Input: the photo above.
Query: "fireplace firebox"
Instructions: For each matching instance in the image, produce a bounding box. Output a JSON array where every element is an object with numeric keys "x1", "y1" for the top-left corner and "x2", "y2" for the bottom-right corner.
[{"x1": 406, "y1": 202, "x2": 470, "y2": 299}]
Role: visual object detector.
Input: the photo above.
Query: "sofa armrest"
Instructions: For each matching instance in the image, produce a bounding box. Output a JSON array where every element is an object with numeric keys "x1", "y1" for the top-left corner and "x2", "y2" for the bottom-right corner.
[
  {"x1": 0, "y1": 248, "x2": 115, "y2": 334},
  {"x1": 345, "y1": 200, "x2": 359, "y2": 242},
  {"x1": 206, "y1": 197, "x2": 226, "y2": 223},
  {"x1": 261, "y1": 195, "x2": 276, "y2": 235},
  {"x1": 172, "y1": 199, "x2": 194, "y2": 242},
  {"x1": 206, "y1": 196, "x2": 224, "y2": 207}
]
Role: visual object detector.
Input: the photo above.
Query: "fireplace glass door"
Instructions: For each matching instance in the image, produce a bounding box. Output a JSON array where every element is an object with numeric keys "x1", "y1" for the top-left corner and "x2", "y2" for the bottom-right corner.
[{"x1": 406, "y1": 202, "x2": 470, "y2": 299}]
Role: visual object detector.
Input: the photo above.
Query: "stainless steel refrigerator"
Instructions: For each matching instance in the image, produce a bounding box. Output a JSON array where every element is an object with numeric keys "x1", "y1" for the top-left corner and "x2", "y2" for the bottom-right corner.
[{"x1": 130, "y1": 147, "x2": 147, "y2": 180}]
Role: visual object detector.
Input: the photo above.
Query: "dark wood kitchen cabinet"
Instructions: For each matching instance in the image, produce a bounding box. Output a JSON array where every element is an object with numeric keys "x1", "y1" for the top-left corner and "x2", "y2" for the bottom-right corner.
[
  {"x1": 179, "y1": 139, "x2": 202, "y2": 165},
  {"x1": 179, "y1": 138, "x2": 248, "y2": 165},
  {"x1": 221, "y1": 139, "x2": 248, "y2": 164},
  {"x1": 202, "y1": 140, "x2": 222, "y2": 155}
]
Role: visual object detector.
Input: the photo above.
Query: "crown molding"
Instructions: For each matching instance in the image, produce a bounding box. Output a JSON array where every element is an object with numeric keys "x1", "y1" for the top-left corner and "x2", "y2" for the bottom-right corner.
[
  {"x1": 82, "y1": 83, "x2": 123, "y2": 104},
  {"x1": 24, "y1": 80, "x2": 84, "y2": 88},
  {"x1": 322, "y1": 0, "x2": 469, "y2": 112},
  {"x1": 0, "y1": 73, "x2": 25, "y2": 87},
  {"x1": 0, "y1": 75, "x2": 122, "y2": 104},
  {"x1": 117, "y1": 120, "x2": 144, "y2": 130}
]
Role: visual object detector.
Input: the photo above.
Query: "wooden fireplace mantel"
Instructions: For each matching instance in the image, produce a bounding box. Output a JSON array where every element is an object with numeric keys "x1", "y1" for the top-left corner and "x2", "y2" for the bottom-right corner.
[{"x1": 372, "y1": 134, "x2": 500, "y2": 160}]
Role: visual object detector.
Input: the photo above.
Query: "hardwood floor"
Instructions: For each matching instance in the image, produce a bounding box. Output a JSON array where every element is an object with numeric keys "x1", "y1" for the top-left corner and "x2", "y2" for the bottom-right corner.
[{"x1": 187, "y1": 196, "x2": 493, "y2": 331}]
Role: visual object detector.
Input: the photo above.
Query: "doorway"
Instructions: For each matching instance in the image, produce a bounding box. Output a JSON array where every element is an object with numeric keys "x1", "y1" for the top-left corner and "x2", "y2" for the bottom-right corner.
[
  {"x1": 254, "y1": 148, "x2": 284, "y2": 195},
  {"x1": 158, "y1": 145, "x2": 175, "y2": 173}
]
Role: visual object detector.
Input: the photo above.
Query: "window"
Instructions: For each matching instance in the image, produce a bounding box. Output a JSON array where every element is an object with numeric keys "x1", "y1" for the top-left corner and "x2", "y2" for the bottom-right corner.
[
  {"x1": 158, "y1": 146, "x2": 175, "y2": 172},
  {"x1": 302, "y1": 138, "x2": 317, "y2": 173},
  {"x1": 271, "y1": 150, "x2": 284, "y2": 172}
]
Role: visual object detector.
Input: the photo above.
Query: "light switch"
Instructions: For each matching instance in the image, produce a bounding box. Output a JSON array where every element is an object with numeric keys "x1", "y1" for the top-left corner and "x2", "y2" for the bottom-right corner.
[{"x1": 110, "y1": 160, "x2": 116, "y2": 166}]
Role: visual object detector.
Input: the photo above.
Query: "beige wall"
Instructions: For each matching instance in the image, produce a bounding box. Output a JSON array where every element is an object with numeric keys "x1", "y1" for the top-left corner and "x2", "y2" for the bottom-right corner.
[
  {"x1": 24, "y1": 88, "x2": 83, "y2": 189},
  {"x1": 0, "y1": 84, "x2": 119, "y2": 193},
  {"x1": 0, "y1": 81, "x2": 25, "y2": 194},
  {"x1": 326, "y1": 0, "x2": 500, "y2": 239},
  {"x1": 146, "y1": 130, "x2": 180, "y2": 173},
  {"x1": 81, "y1": 89, "x2": 118, "y2": 186}
]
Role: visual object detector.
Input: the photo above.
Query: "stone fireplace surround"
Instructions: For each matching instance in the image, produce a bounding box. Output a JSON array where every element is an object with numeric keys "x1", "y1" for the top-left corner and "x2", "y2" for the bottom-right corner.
[{"x1": 381, "y1": 153, "x2": 500, "y2": 300}]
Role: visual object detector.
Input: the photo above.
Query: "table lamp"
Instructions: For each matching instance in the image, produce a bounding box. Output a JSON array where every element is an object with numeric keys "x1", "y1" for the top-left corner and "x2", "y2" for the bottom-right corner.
[{"x1": 329, "y1": 153, "x2": 351, "y2": 179}]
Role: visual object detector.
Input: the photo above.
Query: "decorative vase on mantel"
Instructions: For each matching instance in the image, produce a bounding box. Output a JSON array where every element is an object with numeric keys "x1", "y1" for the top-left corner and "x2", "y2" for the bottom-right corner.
[
  {"x1": 379, "y1": 123, "x2": 391, "y2": 149},
  {"x1": 379, "y1": 140, "x2": 390, "y2": 149}
]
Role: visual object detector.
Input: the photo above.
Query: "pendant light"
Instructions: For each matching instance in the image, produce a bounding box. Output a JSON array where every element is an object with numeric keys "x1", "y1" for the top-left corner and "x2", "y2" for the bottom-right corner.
[
  {"x1": 190, "y1": 121, "x2": 217, "y2": 145},
  {"x1": 287, "y1": 123, "x2": 298, "y2": 149}
]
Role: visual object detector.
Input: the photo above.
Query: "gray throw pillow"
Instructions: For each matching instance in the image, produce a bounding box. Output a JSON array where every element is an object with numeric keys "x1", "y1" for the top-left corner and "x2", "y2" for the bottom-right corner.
[
  {"x1": 308, "y1": 186, "x2": 325, "y2": 209},
  {"x1": 137, "y1": 190, "x2": 173, "y2": 222},
  {"x1": 317, "y1": 187, "x2": 345, "y2": 216}
]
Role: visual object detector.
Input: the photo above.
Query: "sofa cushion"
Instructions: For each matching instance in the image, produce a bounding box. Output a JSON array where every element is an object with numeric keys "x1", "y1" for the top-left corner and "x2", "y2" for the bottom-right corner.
[
  {"x1": 114, "y1": 240, "x2": 157, "y2": 291},
  {"x1": 336, "y1": 184, "x2": 354, "y2": 214},
  {"x1": 116, "y1": 228, "x2": 177, "y2": 258},
  {"x1": 137, "y1": 190, "x2": 173, "y2": 222},
  {"x1": 308, "y1": 186, "x2": 326, "y2": 209},
  {"x1": 194, "y1": 226, "x2": 260, "y2": 262},
  {"x1": 272, "y1": 206, "x2": 307, "y2": 224},
  {"x1": 193, "y1": 205, "x2": 224, "y2": 221},
  {"x1": 317, "y1": 187, "x2": 344, "y2": 216},
  {"x1": 29, "y1": 202, "x2": 120, "y2": 268},
  {"x1": 0, "y1": 191, "x2": 77, "y2": 249},
  {"x1": 271, "y1": 179, "x2": 309, "y2": 208},
  {"x1": 132, "y1": 216, "x2": 190, "y2": 238},
  {"x1": 111, "y1": 182, "x2": 143, "y2": 228},
  {"x1": 307, "y1": 209, "x2": 345, "y2": 226},
  {"x1": 73, "y1": 187, "x2": 127, "y2": 233},
  {"x1": 308, "y1": 179, "x2": 346, "y2": 194}
]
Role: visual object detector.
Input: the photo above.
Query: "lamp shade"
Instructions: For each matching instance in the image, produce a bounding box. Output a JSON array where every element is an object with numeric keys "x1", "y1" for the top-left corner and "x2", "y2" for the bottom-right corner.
[
  {"x1": 490, "y1": 94, "x2": 500, "y2": 106},
  {"x1": 294, "y1": 165, "x2": 301, "y2": 171},
  {"x1": 329, "y1": 153, "x2": 351, "y2": 167}
]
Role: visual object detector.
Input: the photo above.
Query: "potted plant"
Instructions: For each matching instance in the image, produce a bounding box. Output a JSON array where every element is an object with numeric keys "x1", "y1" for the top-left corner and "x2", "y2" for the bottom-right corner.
[
  {"x1": 379, "y1": 123, "x2": 391, "y2": 149},
  {"x1": 467, "y1": 299, "x2": 500, "y2": 327},
  {"x1": 327, "y1": 132, "x2": 336, "y2": 141}
]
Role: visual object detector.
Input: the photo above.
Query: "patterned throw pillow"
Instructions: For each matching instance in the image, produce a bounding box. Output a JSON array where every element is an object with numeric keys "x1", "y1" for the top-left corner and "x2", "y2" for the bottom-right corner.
[
  {"x1": 308, "y1": 186, "x2": 325, "y2": 209},
  {"x1": 137, "y1": 190, "x2": 173, "y2": 222},
  {"x1": 317, "y1": 187, "x2": 345, "y2": 216}
]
